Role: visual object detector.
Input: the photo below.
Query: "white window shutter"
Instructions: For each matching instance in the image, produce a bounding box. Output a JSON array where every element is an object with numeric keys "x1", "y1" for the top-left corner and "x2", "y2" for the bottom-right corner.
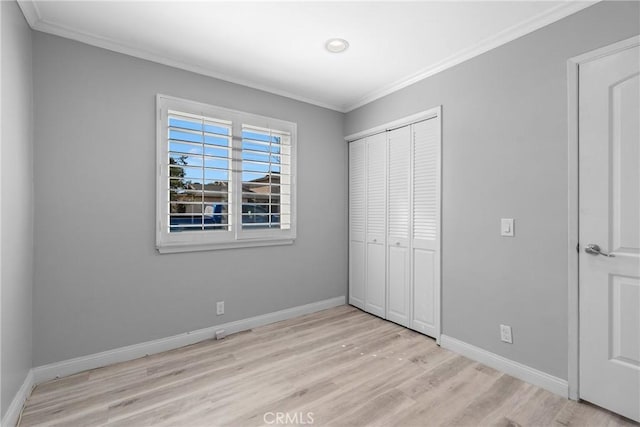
[
  {"x1": 156, "y1": 95, "x2": 297, "y2": 253},
  {"x1": 167, "y1": 112, "x2": 233, "y2": 233},
  {"x1": 240, "y1": 125, "x2": 292, "y2": 231}
]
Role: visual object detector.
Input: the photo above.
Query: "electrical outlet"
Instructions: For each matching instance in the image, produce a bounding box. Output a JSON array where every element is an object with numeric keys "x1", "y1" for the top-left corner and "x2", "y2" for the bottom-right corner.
[
  {"x1": 216, "y1": 301, "x2": 224, "y2": 316},
  {"x1": 500, "y1": 324, "x2": 513, "y2": 344},
  {"x1": 501, "y1": 218, "x2": 515, "y2": 237}
]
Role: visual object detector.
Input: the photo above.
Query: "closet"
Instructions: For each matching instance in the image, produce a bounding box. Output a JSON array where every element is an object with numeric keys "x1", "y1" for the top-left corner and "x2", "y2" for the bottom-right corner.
[{"x1": 348, "y1": 108, "x2": 441, "y2": 339}]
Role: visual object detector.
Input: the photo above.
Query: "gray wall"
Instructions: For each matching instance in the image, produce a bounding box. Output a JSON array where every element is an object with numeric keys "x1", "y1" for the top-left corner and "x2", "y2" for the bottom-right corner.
[
  {"x1": 345, "y1": 1, "x2": 640, "y2": 380},
  {"x1": 1, "y1": 0, "x2": 34, "y2": 418},
  {"x1": 32, "y1": 33, "x2": 347, "y2": 366}
]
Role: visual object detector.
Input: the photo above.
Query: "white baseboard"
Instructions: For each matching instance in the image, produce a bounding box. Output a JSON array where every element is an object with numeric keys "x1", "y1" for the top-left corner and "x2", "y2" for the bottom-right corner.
[
  {"x1": 440, "y1": 335, "x2": 568, "y2": 398},
  {"x1": 1, "y1": 370, "x2": 34, "y2": 427},
  {"x1": 32, "y1": 296, "x2": 346, "y2": 385}
]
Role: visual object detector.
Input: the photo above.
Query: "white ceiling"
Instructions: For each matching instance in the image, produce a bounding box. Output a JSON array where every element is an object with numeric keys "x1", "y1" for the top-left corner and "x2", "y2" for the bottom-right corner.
[{"x1": 19, "y1": 1, "x2": 596, "y2": 112}]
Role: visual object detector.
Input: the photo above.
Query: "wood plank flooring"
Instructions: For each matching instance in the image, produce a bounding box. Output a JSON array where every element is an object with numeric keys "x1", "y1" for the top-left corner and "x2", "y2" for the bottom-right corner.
[{"x1": 18, "y1": 306, "x2": 638, "y2": 426}]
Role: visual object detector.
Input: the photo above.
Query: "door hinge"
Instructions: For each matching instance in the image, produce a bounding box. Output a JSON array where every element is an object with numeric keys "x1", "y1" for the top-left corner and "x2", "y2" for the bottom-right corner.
[{"x1": 576, "y1": 243, "x2": 580, "y2": 253}]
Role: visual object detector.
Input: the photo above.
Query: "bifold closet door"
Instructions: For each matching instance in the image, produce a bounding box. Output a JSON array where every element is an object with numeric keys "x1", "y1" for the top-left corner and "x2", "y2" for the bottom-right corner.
[
  {"x1": 348, "y1": 140, "x2": 366, "y2": 310},
  {"x1": 387, "y1": 126, "x2": 411, "y2": 327},
  {"x1": 411, "y1": 117, "x2": 441, "y2": 337},
  {"x1": 365, "y1": 133, "x2": 387, "y2": 318}
]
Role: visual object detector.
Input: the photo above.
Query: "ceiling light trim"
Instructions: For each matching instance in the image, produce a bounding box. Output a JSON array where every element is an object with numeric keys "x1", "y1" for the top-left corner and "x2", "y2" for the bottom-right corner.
[
  {"x1": 325, "y1": 38, "x2": 349, "y2": 53},
  {"x1": 343, "y1": 0, "x2": 599, "y2": 112}
]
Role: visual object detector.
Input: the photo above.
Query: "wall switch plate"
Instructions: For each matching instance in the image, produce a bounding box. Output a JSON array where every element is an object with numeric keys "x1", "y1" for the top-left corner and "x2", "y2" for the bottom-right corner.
[
  {"x1": 216, "y1": 301, "x2": 224, "y2": 316},
  {"x1": 500, "y1": 324, "x2": 513, "y2": 343},
  {"x1": 501, "y1": 218, "x2": 515, "y2": 237}
]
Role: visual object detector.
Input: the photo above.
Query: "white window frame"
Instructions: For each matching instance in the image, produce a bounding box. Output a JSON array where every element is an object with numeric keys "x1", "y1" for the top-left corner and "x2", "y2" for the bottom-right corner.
[{"x1": 156, "y1": 94, "x2": 297, "y2": 253}]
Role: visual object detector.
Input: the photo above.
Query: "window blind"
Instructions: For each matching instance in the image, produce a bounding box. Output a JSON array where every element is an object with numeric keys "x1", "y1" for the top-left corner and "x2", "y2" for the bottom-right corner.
[
  {"x1": 241, "y1": 125, "x2": 292, "y2": 230},
  {"x1": 167, "y1": 111, "x2": 232, "y2": 233},
  {"x1": 157, "y1": 95, "x2": 297, "y2": 252}
]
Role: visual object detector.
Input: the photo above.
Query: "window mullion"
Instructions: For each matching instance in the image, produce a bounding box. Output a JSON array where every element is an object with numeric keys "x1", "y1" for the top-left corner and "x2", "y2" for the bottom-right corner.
[
  {"x1": 201, "y1": 117, "x2": 205, "y2": 230},
  {"x1": 233, "y1": 120, "x2": 242, "y2": 239},
  {"x1": 268, "y1": 129, "x2": 273, "y2": 228},
  {"x1": 162, "y1": 107, "x2": 169, "y2": 234}
]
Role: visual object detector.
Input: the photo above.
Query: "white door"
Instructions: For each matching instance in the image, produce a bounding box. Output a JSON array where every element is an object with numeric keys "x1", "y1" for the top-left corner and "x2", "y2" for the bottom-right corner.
[
  {"x1": 411, "y1": 117, "x2": 441, "y2": 338},
  {"x1": 349, "y1": 140, "x2": 366, "y2": 310},
  {"x1": 387, "y1": 126, "x2": 411, "y2": 327},
  {"x1": 365, "y1": 133, "x2": 387, "y2": 318},
  {"x1": 579, "y1": 42, "x2": 640, "y2": 422}
]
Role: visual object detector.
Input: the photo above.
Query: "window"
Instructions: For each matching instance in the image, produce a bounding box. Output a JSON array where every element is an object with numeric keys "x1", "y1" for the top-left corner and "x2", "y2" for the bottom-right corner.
[{"x1": 156, "y1": 95, "x2": 296, "y2": 253}]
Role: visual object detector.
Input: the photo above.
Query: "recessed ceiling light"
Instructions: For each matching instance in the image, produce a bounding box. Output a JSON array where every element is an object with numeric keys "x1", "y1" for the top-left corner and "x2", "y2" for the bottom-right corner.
[{"x1": 325, "y1": 38, "x2": 349, "y2": 53}]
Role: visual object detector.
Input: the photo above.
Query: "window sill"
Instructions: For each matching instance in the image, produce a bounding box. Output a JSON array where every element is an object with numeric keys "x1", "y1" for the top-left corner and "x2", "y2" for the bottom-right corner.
[{"x1": 156, "y1": 238, "x2": 295, "y2": 254}]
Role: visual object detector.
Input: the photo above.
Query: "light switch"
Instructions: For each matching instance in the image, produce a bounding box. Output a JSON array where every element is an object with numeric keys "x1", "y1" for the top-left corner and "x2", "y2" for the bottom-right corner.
[{"x1": 501, "y1": 218, "x2": 514, "y2": 237}]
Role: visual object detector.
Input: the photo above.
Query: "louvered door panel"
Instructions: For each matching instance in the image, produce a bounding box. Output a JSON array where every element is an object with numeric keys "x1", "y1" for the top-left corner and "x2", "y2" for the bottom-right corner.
[
  {"x1": 413, "y1": 119, "x2": 439, "y2": 242},
  {"x1": 411, "y1": 117, "x2": 441, "y2": 337},
  {"x1": 365, "y1": 133, "x2": 387, "y2": 318},
  {"x1": 349, "y1": 140, "x2": 366, "y2": 309},
  {"x1": 366, "y1": 133, "x2": 387, "y2": 241},
  {"x1": 387, "y1": 126, "x2": 411, "y2": 326},
  {"x1": 388, "y1": 126, "x2": 411, "y2": 242},
  {"x1": 350, "y1": 141, "x2": 366, "y2": 241}
]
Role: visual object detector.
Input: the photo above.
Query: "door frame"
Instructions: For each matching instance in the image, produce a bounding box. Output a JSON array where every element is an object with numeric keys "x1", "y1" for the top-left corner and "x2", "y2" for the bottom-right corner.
[
  {"x1": 345, "y1": 105, "x2": 442, "y2": 343},
  {"x1": 566, "y1": 35, "x2": 640, "y2": 401}
]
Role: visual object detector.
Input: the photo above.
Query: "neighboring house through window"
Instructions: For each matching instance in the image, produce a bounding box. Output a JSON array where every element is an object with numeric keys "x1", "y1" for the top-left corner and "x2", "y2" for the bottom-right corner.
[{"x1": 156, "y1": 95, "x2": 296, "y2": 253}]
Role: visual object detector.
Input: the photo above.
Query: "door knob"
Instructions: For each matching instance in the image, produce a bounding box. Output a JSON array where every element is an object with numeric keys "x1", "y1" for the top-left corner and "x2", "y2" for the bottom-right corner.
[{"x1": 585, "y1": 244, "x2": 615, "y2": 257}]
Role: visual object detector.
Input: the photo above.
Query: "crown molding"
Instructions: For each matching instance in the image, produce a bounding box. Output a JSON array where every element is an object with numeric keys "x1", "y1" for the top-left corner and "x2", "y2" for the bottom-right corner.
[
  {"x1": 16, "y1": 0, "x2": 40, "y2": 27},
  {"x1": 343, "y1": 1, "x2": 599, "y2": 112},
  {"x1": 17, "y1": 1, "x2": 598, "y2": 114},
  {"x1": 16, "y1": 0, "x2": 345, "y2": 112}
]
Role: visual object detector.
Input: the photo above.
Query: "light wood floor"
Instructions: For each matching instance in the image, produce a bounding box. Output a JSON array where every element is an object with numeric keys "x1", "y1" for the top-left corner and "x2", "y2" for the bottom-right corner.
[{"x1": 18, "y1": 305, "x2": 637, "y2": 427}]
